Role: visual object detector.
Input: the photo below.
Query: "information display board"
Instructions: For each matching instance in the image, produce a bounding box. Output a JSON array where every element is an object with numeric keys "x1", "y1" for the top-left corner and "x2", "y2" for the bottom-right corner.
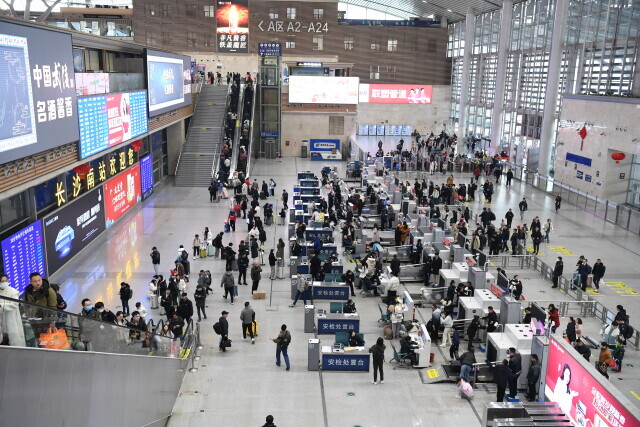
[
  {"x1": 216, "y1": 0, "x2": 249, "y2": 53},
  {"x1": 140, "y1": 154, "x2": 154, "y2": 200},
  {"x1": 289, "y1": 76, "x2": 359, "y2": 104},
  {"x1": 545, "y1": 337, "x2": 639, "y2": 427},
  {"x1": 75, "y1": 73, "x2": 109, "y2": 95},
  {"x1": 77, "y1": 91, "x2": 148, "y2": 159},
  {"x1": 1, "y1": 220, "x2": 46, "y2": 294},
  {"x1": 0, "y1": 21, "x2": 79, "y2": 164},
  {"x1": 359, "y1": 84, "x2": 433, "y2": 104},
  {"x1": 104, "y1": 163, "x2": 141, "y2": 228},
  {"x1": 145, "y1": 49, "x2": 192, "y2": 117},
  {"x1": 43, "y1": 187, "x2": 105, "y2": 275}
]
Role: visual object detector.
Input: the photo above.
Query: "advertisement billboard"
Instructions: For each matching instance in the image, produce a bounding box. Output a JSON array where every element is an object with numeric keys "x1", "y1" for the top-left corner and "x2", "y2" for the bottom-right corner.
[
  {"x1": 289, "y1": 76, "x2": 359, "y2": 104},
  {"x1": 104, "y1": 163, "x2": 141, "y2": 228},
  {"x1": 310, "y1": 139, "x2": 342, "y2": 161},
  {"x1": 140, "y1": 154, "x2": 154, "y2": 200},
  {"x1": 216, "y1": 0, "x2": 249, "y2": 53},
  {"x1": 145, "y1": 49, "x2": 192, "y2": 117},
  {"x1": 1, "y1": 220, "x2": 46, "y2": 294},
  {"x1": 43, "y1": 187, "x2": 105, "y2": 275},
  {"x1": 77, "y1": 91, "x2": 148, "y2": 159},
  {"x1": 75, "y1": 73, "x2": 109, "y2": 95},
  {"x1": 0, "y1": 21, "x2": 78, "y2": 165},
  {"x1": 359, "y1": 84, "x2": 433, "y2": 104},
  {"x1": 545, "y1": 337, "x2": 639, "y2": 427}
]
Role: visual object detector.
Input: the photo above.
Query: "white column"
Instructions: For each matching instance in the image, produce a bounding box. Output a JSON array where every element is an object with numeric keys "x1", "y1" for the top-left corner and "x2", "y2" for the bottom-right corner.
[
  {"x1": 489, "y1": 0, "x2": 513, "y2": 157},
  {"x1": 538, "y1": 0, "x2": 568, "y2": 176},
  {"x1": 457, "y1": 8, "x2": 476, "y2": 150}
]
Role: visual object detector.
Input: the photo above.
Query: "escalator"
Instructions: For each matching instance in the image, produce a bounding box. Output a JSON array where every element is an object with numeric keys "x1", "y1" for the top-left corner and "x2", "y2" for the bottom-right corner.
[
  {"x1": 215, "y1": 77, "x2": 242, "y2": 185},
  {"x1": 234, "y1": 81, "x2": 256, "y2": 178},
  {"x1": 0, "y1": 294, "x2": 200, "y2": 426}
]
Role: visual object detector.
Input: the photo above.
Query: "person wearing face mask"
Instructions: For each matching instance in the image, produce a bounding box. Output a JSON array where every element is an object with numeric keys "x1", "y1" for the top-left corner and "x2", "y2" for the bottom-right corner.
[
  {"x1": 94, "y1": 302, "x2": 116, "y2": 323},
  {"x1": 79, "y1": 298, "x2": 100, "y2": 320},
  {"x1": 0, "y1": 273, "x2": 26, "y2": 347}
]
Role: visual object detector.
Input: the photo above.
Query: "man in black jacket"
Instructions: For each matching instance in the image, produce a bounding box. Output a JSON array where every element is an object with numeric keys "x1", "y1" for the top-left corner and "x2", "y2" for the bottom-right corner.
[
  {"x1": 525, "y1": 354, "x2": 541, "y2": 401},
  {"x1": 458, "y1": 349, "x2": 476, "y2": 382},
  {"x1": 390, "y1": 254, "x2": 401, "y2": 276},
  {"x1": 309, "y1": 253, "x2": 322, "y2": 280},
  {"x1": 507, "y1": 347, "x2": 522, "y2": 399},
  {"x1": 431, "y1": 254, "x2": 443, "y2": 284},
  {"x1": 592, "y1": 259, "x2": 606, "y2": 291},
  {"x1": 225, "y1": 243, "x2": 236, "y2": 272},
  {"x1": 483, "y1": 306, "x2": 498, "y2": 332},
  {"x1": 467, "y1": 315, "x2": 485, "y2": 350},
  {"x1": 552, "y1": 257, "x2": 563, "y2": 288},
  {"x1": 487, "y1": 359, "x2": 511, "y2": 402},
  {"x1": 177, "y1": 293, "x2": 194, "y2": 324},
  {"x1": 574, "y1": 339, "x2": 591, "y2": 361},
  {"x1": 237, "y1": 253, "x2": 250, "y2": 285},
  {"x1": 505, "y1": 209, "x2": 514, "y2": 228},
  {"x1": 169, "y1": 312, "x2": 185, "y2": 340},
  {"x1": 218, "y1": 311, "x2": 229, "y2": 352}
]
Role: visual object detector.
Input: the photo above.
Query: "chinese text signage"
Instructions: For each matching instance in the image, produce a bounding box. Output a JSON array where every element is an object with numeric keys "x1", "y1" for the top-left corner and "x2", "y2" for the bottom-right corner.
[
  {"x1": 104, "y1": 163, "x2": 141, "y2": 228},
  {"x1": 312, "y1": 286, "x2": 349, "y2": 301},
  {"x1": 258, "y1": 43, "x2": 282, "y2": 57},
  {"x1": 317, "y1": 319, "x2": 360, "y2": 334},
  {"x1": 0, "y1": 21, "x2": 78, "y2": 165},
  {"x1": 217, "y1": 0, "x2": 249, "y2": 53},
  {"x1": 359, "y1": 84, "x2": 433, "y2": 104},
  {"x1": 322, "y1": 354, "x2": 370, "y2": 371},
  {"x1": 1, "y1": 220, "x2": 46, "y2": 294}
]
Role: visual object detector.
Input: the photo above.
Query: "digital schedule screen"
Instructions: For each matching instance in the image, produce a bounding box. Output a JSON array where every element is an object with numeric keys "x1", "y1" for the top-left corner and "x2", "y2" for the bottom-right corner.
[
  {"x1": 43, "y1": 187, "x2": 105, "y2": 275},
  {"x1": 0, "y1": 21, "x2": 79, "y2": 164},
  {"x1": 1, "y1": 220, "x2": 46, "y2": 294},
  {"x1": 104, "y1": 163, "x2": 141, "y2": 228},
  {"x1": 77, "y1": 91, "x2": 148, "y2": 159},
  {"x1": 145, "y1": 49, "x2": 192, "y2": 117},
  {"x1": 140, "y1": 154, "x2": 154, "y2": 200}
]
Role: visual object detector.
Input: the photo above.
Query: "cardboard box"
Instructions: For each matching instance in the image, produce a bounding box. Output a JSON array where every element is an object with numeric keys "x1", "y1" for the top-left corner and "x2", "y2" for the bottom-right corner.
[{"x1": 253, "y1": 290, "x2": 266, "y2": 300}]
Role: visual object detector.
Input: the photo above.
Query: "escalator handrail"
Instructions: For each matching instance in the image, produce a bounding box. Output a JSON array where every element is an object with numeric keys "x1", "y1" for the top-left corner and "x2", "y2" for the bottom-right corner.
[
  {"x1": 243, "y1": 82, "x2": 258, "y2": 177},
  {"x1": 211, "y1": 84, "x2": 234, "y2": 180},
  {"x1": 227, "y1": 83, "x2": 246, "y2": 178}
]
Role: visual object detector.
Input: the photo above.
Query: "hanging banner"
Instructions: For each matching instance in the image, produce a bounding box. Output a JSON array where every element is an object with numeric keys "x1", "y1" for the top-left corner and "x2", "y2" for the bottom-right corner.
[
  {"x1": 216, "y1": 0, "x2": 249, "y2": 53},
  {"x1": 104, "y1": 163, "x2": 141, "y2": 228}
]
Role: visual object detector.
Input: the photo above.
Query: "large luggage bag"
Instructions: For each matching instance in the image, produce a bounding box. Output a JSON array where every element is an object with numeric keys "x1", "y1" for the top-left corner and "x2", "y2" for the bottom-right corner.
[
  {"x1": 384, "y1": 325, "x2": 393, "y2": 340},
  {"x1": 251, "y1": 321, "x2": 259, "y2": 336},
  {"x1": 207, "y1": 245, "x2": 215, "y2": 256},
  {"x1": 200, "y1": 248, "x2": 207, "y2": 258},
  {"x1": 151, "y1": 294, "x2": 159, "y2": 309}
]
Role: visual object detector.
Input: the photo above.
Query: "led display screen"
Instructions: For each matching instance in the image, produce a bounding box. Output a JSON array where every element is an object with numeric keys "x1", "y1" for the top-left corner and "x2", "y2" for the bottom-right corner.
[
  {"x1": 43, "y1": 187, "x2": 105, "y2": 275},
  {"x1": 140, "y1": 154, "x2": 154, "y2": 200},
  {"x1": 359, "y1": 84, "x2": 433, "y2": 104},
  {"x1": 75, "y1": 72, "x2": 109, "y2": 95},
  {"x1": 289, "y1": 76, "x2": 359, "y2": 104},
  {"x1": 145, "y1": 49, "x2": 192, "y2": 117},
  {"x1": 1, "y1": 220, "x2": 46, "y2": 294},
  {"x1": 545, "y1": 337, "x2": 639, "y2": 426},
  {"x1": 77, "y1": 91, "x2": 148, "y2": 159},
  {"x1": 216, "y1": 0, "x2": 249, "y2": 53},
  {"x1": 0, "y1": 21, "x2": 78, "y2": 164},
  {"x1": 104, "y1": 163, "x2": 141, "y2": 228}
]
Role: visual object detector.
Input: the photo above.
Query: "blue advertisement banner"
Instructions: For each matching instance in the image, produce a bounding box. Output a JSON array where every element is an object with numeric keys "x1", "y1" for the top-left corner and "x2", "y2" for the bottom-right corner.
[
  {"x1": 258, "y1": 43, "x2": 282, "y2": 57},
  {"x1": 310, "y1": 139, "x2": 340, "y2": 152},
  {"x1": 566, "y1": 152, "x2": 592, "y2": 167},
  {"x1": 140, "y1": 153, "x2": 154, "y2": 200},
  {"x1": 312, "y1": 286, "x2": 349, "y2": 300},
  {"x1": 1, "y1": 220, "x2": 46, "y2": 294},
  {"x1": 317, "y1": 319, "x2": 360, "y2": 334},
  {"x1": 322, "y1": 354, "x2": 370, "y2": 371}
]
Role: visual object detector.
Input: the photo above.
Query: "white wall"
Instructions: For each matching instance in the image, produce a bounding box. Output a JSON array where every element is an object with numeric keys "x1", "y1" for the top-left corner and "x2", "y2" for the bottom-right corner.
[
  {"x1": 554, "y1": 95, "x2": 640, "y2": 203},
  {"x1": 355, "y1": 85, "x2": 451, "y2": 135},
  {"x1": 280, "y1": 112, "x2": 356, "y2": 157}
]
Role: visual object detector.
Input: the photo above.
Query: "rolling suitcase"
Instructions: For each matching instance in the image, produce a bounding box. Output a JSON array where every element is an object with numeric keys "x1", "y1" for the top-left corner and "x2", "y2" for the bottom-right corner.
[
  {"x1": 151, "y1": 294, "x2": 159, "y2": 309},
  {"x1": 251, "y1": 321, "x2": 259, "y2": 336},
  {"x1": 207, "y1": 245, "x2": 215, "y2": 257},
  {"x1": 200, "y1": 248, "x2": 207, "y2": 258}
]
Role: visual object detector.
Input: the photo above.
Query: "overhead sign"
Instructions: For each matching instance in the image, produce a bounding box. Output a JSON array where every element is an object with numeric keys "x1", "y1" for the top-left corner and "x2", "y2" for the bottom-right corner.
[
  {"x1": 77, "y1": 91, "x2": 148, "y2": 159},
  {"x1": 257, "y1": 20, "x2": 328, "y2": 33},
  {"x1": 338, "y1": 19, "x2": 440, "y2": 27},
  {"x1": 0, "y1": 21, "x2": 79, "y2": 165},
  {"x1": 296, "y1": 62, "x2": 322, "y2": 67},
  {"x1": 216, "y1": 0, "x2": 249, "y2": 53},
  {"x1": 545, "y1": 337, "x2": 639, "y2": 427},
  {"x1": 146, "y1": 49, "x2": 193, "y2": 117},
  {"x1": 1, "y1": 220, "x2": 46, "y2": 294},
  {"x1": 359, "y1": 84, "x2": 433, "y2": 104},
  {"x1": 43, "y1": 186, "x2": 106, "y2": 275},
  {"x1": 104, "y1": 163, "x2": 141, "y2": 228},
  {"x1": 258, "y1": 43, "x2": 281, "y2": 57},
  {"x1": 289, "y1": 76, "x2": 359, "y2": 104}
]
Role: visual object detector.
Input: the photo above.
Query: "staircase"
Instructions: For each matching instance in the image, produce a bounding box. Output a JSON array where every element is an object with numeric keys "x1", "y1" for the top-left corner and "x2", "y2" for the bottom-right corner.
[{"x1": 175, "y1": 85, "x2": 229, "y2": 187}]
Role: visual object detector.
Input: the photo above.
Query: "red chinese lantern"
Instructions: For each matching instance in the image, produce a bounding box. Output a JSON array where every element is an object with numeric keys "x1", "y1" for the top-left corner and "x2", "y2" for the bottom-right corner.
[
  {"x1": 73, "y1": 164, "x2": 91, "y2": 179},
  {"x1": 611, "y1": 152, "x2": 626, "y2": 164},
  {"x1": 131, "y1": 140, "x2": 144, "y2": 152}
]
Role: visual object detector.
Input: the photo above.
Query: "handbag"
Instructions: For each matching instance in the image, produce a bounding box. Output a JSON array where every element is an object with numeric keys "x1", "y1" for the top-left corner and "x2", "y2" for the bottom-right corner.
[
  {"x1": 40, "y1": 327, "x2": 70, "y2": 350},
  {"x1": 224, "y1": 338, "x2": 232, "y2": 348}
]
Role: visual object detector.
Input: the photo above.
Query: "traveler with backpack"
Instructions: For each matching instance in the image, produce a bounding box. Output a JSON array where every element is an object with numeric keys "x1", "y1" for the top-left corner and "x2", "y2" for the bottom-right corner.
[
  {"x1": 194, "y1": 284, "x2": 207, "y2": 321},
  {"x1": 208, "y1": 181, "x2": 218, "y2": 202},
  {"x1": 177, "y1": 246, "x2": 190, "y2": 275},
  {"x1": 150, "y1": 246, "x2": 161, "y2": 275},
  {"x1": 224, "y1": 243, "x2": 236, "y2": 272},
  {"x1": 213, "y1": 311, "x2": 230, "y2": 352},
  {"x1": 221, "y1": 271, "x2": 235, "y2": 305},
  {"x1": 119, "y1": 282, "x2": 132, "y2": 316},
  {"x1": 270, "y1": 324, "x2": 291, "y2": 370}
]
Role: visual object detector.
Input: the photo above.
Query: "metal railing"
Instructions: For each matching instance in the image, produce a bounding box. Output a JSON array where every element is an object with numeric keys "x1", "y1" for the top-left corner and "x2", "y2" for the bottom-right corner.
[{"x1": 243, "y1": 83, "x2": 258, "y2": 177}]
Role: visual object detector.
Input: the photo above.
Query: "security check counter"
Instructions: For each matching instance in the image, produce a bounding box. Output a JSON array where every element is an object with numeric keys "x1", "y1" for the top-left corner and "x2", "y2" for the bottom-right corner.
[
  {"x1": 487, "y1": 324, "x2": 535, "y2": 389},
  {"x1": 293, "y1": 186, "x2": 321, "y2": 196},
  {"x1": 458, "y1": 289, "x2": 501, "y2": 318},
  {"x1": 299, "y1": 179, "x2": 320, "y2": 188},
  {"x1": 296, "y1": 261, "x2": 343, "y2": 277},
  {"x1": 311, "y1": 281, "x2": 350, "y2": 301},
  {"x1": 409, "y1": 324, "x2": 432, "y2": 368},
  {"x1": 298, "y1": 171, "x2": 316, "y2": 180},
  {"x1": 295, "y1": 244, "x2": 338, "y2": 259},
  {"x1": 321, "y1": 346, "x2": 370, "y2": 371},
  {"x1": 316, "y1": 310, "x2": 360, "y2": 334}
]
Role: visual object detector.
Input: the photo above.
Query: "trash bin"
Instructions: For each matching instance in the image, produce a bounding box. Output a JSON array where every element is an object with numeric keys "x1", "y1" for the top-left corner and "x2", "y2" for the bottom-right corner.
[
  {"x1": 308, "y1": 339, "x2": 320, "y2": 371},
  {"x1": 301, "y1": 146, "x2": 308, "y2": 158},
  {"x1": 304, "y1": 305, "x2": 315, "y2": 333}
]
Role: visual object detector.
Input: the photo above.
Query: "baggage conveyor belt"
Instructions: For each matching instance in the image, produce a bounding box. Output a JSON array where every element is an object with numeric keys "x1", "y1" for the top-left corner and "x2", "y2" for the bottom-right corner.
[{"x1": 418, "y1": 363, "x2": 495, "y2": 384}]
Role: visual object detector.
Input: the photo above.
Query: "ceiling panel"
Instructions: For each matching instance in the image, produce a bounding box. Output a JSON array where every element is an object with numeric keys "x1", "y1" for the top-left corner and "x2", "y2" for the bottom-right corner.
[{"x1": 341, "y1": 0, "x2": 510, "y2": 22}]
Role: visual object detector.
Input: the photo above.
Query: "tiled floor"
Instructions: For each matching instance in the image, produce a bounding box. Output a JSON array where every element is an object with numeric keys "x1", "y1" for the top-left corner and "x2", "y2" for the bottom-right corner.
[{"x1": 50, "y1": 155, "x2": 640, "y2": 427}]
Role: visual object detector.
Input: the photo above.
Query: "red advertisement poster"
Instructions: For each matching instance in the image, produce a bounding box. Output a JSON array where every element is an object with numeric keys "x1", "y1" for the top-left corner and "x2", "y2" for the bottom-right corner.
[
  {"x1": 216, "y1": 0, "x2": 249, "y2": 53},
  {"x1": 106, "y1": 92, "x2": 133, "y2": 146},
  {"x1": 361, "y1": 84, "x2": 433, "y2": 104},
  {"x1": 104, "y1": 164, "x2": 141, "y2": 228},
  {"x1": 545, "y1": 337, "x2": 638, "y2": 427}
]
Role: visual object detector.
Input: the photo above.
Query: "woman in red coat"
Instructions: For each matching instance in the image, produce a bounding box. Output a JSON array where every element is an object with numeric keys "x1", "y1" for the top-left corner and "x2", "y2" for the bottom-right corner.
[{"x1": 548, "y1": 304, "x2": 560, "y2": 333}]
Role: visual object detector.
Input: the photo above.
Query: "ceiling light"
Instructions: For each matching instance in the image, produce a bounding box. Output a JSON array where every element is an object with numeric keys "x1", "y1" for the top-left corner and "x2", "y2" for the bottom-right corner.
[
  {"x1": 422, "y1": 1, "x2": 427, "y2": 3},
  {"x1": 447, "y1": 8, "x2": 452, "y2": 12}
]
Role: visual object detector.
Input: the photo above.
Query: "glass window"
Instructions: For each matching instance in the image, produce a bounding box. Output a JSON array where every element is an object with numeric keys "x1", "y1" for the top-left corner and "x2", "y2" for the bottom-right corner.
[
  {"x1": 186, "y1": 5, "x2": 198, "y2": 17},
  {"x1": 285, "y1": 41, "x2": 296, "y2": 49},
  {"x1": 269, "y1": 8, "x2": 278, "y2": 19},
  {"x1": 188, "y1": 32, "x2": 198, "y2": 47},
  {"x1": 369, "y1": 66, "x2": 379, "y2": 80},
  {"x1": 329, "y1": 116, "x2": 344, "y2": 135},
  {"x1": 162, "y1": 32, "x2": 172, "y2": 46},
  {"x1": 144, "y1": 4, "x2": 156, "y2": 16},
  {"x1": 344, "y1": 37, "x2": 354, "y2": 50},
  {"x1": 371, "y1": 43, "x2": 380, "y2": 51},
  {"x1": 204, "y1": 5, "x2": 214, "y2": 17},
  {"x1": 313, "y1": 35, "x2": 323, "y2": 51},
  {"x1": 287, "y1": 8, "x2": 296, "y2": 19},
  {"x1": 314, "y1": 8, "x2": 324, "y2": 20},
  {"x1": 387, "y1": 39, "x2": 397, "y2": 52},
  {"x1": 0, "y1": 191, "x2": 28, "y2": 231},
  {"x1": 146, "y1": 31, "x2": 156, "y2": 46},
  {"x1": 162, "y1": 4, "x2": 171, "y2": 17}
]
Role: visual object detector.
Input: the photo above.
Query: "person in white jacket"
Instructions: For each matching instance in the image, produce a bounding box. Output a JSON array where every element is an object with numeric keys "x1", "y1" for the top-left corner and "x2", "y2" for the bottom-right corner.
[
  {"x1": 390, "y1": 303, "x2": 404, "y2": 339},
  {"x1": 134, "y1": 302, "x2": 148, "y2": 319},
  {"x1": 0, "y1": 274, "x2": 26, "y2": 347},
  {"x1": 387, "y1": 273, "x2": 400, "y2": 305},
  {"x1": 147, "y1": 279, "x2": 158, "y2": 309},
  {"x1": 440, "y1": 311, "x2": 454, "y2": 347}
]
